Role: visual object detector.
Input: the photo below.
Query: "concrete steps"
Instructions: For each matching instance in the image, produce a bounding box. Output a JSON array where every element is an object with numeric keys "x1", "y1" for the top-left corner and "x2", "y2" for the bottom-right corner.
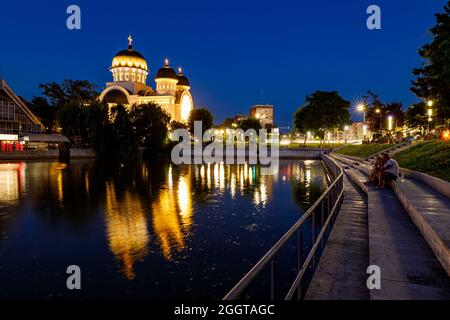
[{"x1": 327, "y1": 157, "x2": 450, "y2": 299}]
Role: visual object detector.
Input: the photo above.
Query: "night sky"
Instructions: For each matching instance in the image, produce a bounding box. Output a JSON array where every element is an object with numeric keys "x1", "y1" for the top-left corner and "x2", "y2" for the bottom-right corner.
[{"x1": 0, "y1": 0, "x2": 446, "y2": 126}]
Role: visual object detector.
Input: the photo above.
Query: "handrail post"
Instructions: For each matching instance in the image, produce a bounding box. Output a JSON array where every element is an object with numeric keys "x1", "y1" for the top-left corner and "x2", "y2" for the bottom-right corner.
[
  {"x1": 312, "y1": 210, "x2": 316, "y2": 270},
  {"x1": 270, "y1": 258, "x2": 276, "y2": 300},
  {"x1": 297, "y1": 229, "x2": 303, "y2": 300}
]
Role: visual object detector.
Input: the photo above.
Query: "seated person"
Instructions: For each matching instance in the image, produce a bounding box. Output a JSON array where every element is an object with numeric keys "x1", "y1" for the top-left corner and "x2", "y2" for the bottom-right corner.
[
  {"x1": 369, "y1": 155, "x2": 383, "y2": 185},
  {"x1": 381, "y1": 153, "x2": 399, "y2": 188}
]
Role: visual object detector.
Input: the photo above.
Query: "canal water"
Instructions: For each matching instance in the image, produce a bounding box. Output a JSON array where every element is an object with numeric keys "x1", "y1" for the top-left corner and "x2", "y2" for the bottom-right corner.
[{"x1": 0, "y1": 159, "x2": 328, "y2": 299}]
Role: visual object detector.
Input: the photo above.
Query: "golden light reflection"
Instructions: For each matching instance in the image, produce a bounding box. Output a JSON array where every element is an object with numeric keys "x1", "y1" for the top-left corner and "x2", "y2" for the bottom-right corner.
[
  {"x1": 0, "y1": 163, "x2": 25, "y2": 202},
  {"x1": 104, "y1": 181, "x2": 149, "y2": 280},
  {"x1": 152, "y1": 168, "x2": 193, "y2": 260}
]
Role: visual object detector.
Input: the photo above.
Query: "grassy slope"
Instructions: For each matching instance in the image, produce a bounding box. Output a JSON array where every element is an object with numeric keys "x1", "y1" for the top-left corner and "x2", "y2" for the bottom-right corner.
[
  {"x1": 336, "y1": 144, "x2": 393, "y2": 158},
  {"x1": 394, "y1": 140, "x2": 450, "y2": 182}
]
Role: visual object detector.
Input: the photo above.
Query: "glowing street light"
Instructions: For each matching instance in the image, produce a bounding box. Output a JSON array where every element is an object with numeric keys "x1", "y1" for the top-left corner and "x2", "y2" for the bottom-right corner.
[
  {"x1": 387, "y1": 115, "x2": 393, "y2": 131},
  {"x1": 356, "y1": 103, "x2": 366, "y2": 122},
  {"x1": 427, "y1": 103, "x2": 433, "y2": 132},
  {"x1": 375, "y1": 108, "x2": 381, "y2": 114}
]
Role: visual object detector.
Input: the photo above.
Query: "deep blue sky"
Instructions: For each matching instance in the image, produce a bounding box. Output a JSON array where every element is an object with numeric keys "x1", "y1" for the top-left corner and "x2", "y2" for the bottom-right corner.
[{"x1": 0, "y1": 0, "x2": 446, "y2": 125}]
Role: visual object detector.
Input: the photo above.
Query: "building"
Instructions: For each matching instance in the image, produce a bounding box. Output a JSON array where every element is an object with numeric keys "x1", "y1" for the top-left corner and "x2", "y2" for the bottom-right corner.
[
  {"x1": 233, "y1": 114, "x2": 247, "y2": 124},
  {"x1": 99, "y1": 36, "x2": 194, "y2": 123},
  {"x1": 0, "y1": 79, "x2": 45, "y2": 150},
  {"x1": 250, "y1": 105, "x2": 274, "y2": 127}
]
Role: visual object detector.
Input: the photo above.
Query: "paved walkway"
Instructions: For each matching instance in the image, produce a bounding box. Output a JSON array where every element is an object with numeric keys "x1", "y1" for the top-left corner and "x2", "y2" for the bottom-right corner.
[
  {"x1": 306, "y1": 157, "x2": 450, "y2": 300},
  {"x1": 305, "y1": 176, "x2": 369, "y2": 300},
  {"x1": 368, "y1": 186, "x2": 450, "y2": 299}
]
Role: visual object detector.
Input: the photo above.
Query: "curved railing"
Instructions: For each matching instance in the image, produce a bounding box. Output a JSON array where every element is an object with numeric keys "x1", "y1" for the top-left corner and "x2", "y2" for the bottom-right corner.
[{"x1": 223, "y1": 154, "x2": 344, "y2": 300}]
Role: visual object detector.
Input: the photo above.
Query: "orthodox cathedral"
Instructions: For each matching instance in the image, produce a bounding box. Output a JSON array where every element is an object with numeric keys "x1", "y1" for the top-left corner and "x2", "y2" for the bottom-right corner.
[{"x1": 99, "y1": 36, "x2": 194, "y2": 122}]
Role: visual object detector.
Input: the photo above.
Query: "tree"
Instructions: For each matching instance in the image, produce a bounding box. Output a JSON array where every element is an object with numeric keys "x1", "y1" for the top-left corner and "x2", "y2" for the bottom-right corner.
[
  {"x1": 38, "y1": 80, "x2": 98, "y2": 106},
  {"x1": 238, "y1": 117, "x2": 262, "y2": 131},
  {"x1": 364, "y1": 92, "x2": 404, "y2": 137},
  {"x1": 170, "y1": 120, "x2": 188, "y2": 131},
  {"x1": 111, "y1": 104, "x2": 138, "y2": 159},
  {"x1": 218, "y1": 117, "x2": 236, "y2": 129},
  {"x1": 406, "y1": 102, "x2": 428, "y2": 131},
  {"x1": 130, "y1": 103, "x2": 171, "y2": 158},
  {"x1": 188, "y1": 108, "x2": 214, "y2": 133},
  {"x1": 384, "y1": 102, "x2": 405, "y2": 129},
  {"x1": 84, "y1": 101, "x2": 111, "y2": 154},
  {"x1": 27, "y1": 96, "x2": 58, "y2": 133},
  {"x1": 36, "y1": 80, "x2": 98, "y2": 139},
  {"x1": 364, "y1": 91, "x2": 384, "y2": 133},
  {"x1": 58, "y1": 103, "x2": 83, "y2": 140},
  {"x1": 411, "y1": 1, "x2": 450, "y2": 122},
  {"x1": 293, "y1": 106, "x2": 315, "y2": 145},
  {"x1": 293, "y1": 90, "x2": 350, "y2": 144}
]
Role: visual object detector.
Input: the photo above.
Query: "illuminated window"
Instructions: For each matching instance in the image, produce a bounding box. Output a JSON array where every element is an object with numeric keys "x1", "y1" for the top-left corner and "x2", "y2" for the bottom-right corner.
[{"x1": 181, "y1": 95, "x2": 192, "y2": 121}]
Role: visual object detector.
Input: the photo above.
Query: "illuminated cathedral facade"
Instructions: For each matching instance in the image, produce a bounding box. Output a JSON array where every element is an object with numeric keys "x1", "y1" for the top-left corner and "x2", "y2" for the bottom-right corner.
[{"x1": 99, "y1": 36, "x2": 194, "y2": 122}]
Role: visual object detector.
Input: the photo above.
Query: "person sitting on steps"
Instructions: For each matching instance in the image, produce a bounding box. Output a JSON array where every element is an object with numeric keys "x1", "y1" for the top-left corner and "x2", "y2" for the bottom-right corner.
[
  {"x1": 380, "y1": 153, "x2": 399, "y2": 188},
  {"x1": 369, "y1": 155, "x2": 383, "y2": 186}
]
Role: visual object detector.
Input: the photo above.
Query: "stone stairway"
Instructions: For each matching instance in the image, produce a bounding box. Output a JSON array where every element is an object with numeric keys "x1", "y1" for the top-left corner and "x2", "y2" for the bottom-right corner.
[{"x1": 305, "y1": 156, "x2": 450, "y2": 300}]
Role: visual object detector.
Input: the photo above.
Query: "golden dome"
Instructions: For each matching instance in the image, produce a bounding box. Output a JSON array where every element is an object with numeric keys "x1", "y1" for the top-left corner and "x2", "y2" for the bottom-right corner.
[{"x1": 111, "y1": 49, "x2": 148, "y2": 71}]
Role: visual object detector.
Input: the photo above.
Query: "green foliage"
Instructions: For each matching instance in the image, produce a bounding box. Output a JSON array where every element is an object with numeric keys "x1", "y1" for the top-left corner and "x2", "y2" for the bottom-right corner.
[
  {"x1": 38, "y1": 80, "x2": 98, "y2": 106},
  {"x1": 238, "y1": 117, "x2": 262, "y2": 131},
  {"x1": 411, "y1": 1, "x2": 450, "y2": 121},
  {"x1": 34, "y1": 79, "x2": 99, "y2": 141},
  {"x1": 293, "y1": 90, "x2": 350, "y2": 140},
  {"x1": 405, "y1": 102, "x2": 428, "y2": 129},
  {"x1": 394, "y1": 140, "x2": 450, "y2": 181},
  {"x1": 111, "y1": 104, "x2": 138, "y2": 159},
  {"x1": 28, "y1": 96, "x2": 58, "y2": 133},
  {"x1": 170, "y1": 120, "x2": 188, "y2": 131},
  {"x1": 188, "y1": 108, "x2": 214, "y2": 133},
  {"x1": 363, "y1": 91, "x2": 405, "y2": 135},
  {"x1": 130, "y1": 103, "x2": 171, "y2": 158},
  {"x1": 84, "y1": 101, "x2": 111, "y2": 155},
  {"x1": 58, "y1": 103, "x2": 83, "y2": 138},
  {"x1": 218, "y1": 117, "x2": 236, "y2": 128},
  {"x1": 336, "y1": 143, "x2": 393, "y2": 158}
]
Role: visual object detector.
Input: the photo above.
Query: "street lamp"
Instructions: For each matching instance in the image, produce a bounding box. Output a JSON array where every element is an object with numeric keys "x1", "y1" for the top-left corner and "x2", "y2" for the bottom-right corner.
[
  {"x1": 357, "y1": 103, "x2": 366, "y2": 122},
  {"x1": 363, "y1": 124, "x2": 368, "y2": 141},
  {"x1": 387, "y1": 115, "x2": 393, "y2": 132},
  {"x1": 427, "y1": 101, "x2": 433, "y2": 133},
  {"x1": 375, "y1": 108, "x2": 381, "y2": 114}
]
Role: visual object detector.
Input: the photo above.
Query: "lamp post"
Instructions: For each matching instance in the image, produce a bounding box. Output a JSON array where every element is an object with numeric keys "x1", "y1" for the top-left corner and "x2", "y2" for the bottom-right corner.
[
  {"x1": 357, "y1": 103, "x2": 366, "y2": 122},
  {"x1": 344, "y1": 125, "x2": 349, "y2": 143},
  {"x1": 427, "y1": 100, "x2": 433, "y2": 134}
]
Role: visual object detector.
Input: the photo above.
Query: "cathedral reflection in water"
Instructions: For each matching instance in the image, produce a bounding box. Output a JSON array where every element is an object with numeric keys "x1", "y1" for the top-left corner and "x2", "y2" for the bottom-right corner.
[{"x1": 0, "y1": 159, "x2": 326, "y2": 284}]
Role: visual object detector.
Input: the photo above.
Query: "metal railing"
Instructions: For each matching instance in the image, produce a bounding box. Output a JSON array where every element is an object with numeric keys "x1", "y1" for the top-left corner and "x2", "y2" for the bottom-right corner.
[{"x1": 223, "y1": 154, "x2": 344, "y2": 300}]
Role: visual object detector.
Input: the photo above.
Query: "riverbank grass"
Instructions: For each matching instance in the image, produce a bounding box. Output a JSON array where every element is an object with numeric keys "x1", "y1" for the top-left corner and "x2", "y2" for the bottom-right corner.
[
  {"x1": 394, "y1": 140, "x2": 450, "y2": 182},
  {"x1": 335, "y1": 143, "x2": 393, "y2": 158}
]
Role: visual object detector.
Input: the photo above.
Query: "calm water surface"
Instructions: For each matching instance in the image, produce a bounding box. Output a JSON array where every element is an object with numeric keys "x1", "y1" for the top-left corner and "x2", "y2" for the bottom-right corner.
[{"x1": 0, "y1": 159, "x2": 327, "y2": 299}]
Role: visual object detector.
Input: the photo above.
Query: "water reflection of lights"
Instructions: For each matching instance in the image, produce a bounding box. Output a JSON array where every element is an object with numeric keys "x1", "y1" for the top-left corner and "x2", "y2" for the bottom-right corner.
[
  {"x1": 104, "y1": 181, "x2": 149, "y2": 280},
  {"x1": 52, "y1": 162, "x2": 68, "y2": 207},
  {"x1": 152, "y1": 169, "x2": 193, "y2": 260},
  {"x1": 0, "y1": 163, "x2": 26, "y2": 201}
]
